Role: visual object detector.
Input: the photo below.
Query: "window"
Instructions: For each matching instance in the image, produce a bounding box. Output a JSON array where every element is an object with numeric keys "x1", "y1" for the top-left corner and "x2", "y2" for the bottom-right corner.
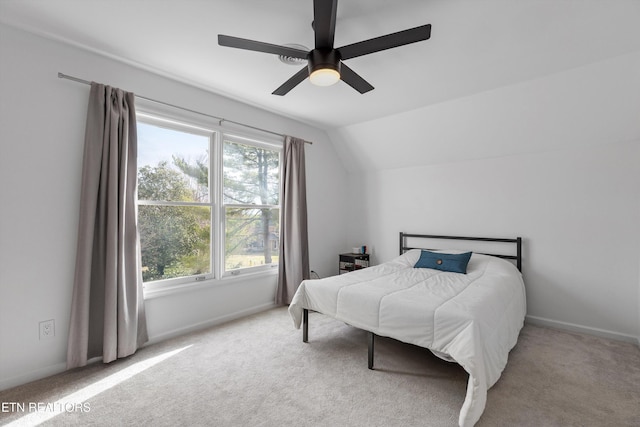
[
  {"x1": 223, "y1": 138, "x2": 280, "y2": 272},
  {"x1": 136, "y1": 112, "x2": 281, "y2": 291}
]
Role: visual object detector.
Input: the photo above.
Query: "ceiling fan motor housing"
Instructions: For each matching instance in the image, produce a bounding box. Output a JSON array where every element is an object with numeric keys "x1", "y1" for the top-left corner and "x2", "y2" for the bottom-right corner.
[{"x1": 308, "y1": 48, "x2": 341, "y2": 75}]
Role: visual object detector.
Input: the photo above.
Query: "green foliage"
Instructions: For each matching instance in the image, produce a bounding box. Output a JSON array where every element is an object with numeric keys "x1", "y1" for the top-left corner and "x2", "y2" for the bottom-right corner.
[
  {"x1": 223, "y1": 141, "x2": 279, "y2": 205},
  {"x1": 139, "y1": 161, "x2": 192, "y2": 201},
  {"x1": 172, "y1": 155, "x2": 209, "y2": 202},
  {"x1": 138, "y1": 162, "x2": 210, "y2": 281},
  {"x1": 172, "y1": 155, "x2": 208, "y2": 187}
]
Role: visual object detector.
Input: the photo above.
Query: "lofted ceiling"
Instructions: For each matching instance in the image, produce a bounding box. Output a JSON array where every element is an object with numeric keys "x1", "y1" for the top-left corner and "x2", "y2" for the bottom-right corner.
[{"x1": 1, "y1": 0, "x2": 639, "y2": 131}]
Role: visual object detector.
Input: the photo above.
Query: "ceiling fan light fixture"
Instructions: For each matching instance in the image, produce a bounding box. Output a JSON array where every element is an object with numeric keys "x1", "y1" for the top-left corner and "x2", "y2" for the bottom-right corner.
[
  {"x1": 310, "y1": 67, "x2": 340, "y2": 86},
  {"x1": 308, "y1": 48, "x2": 341, "y2": 86}
]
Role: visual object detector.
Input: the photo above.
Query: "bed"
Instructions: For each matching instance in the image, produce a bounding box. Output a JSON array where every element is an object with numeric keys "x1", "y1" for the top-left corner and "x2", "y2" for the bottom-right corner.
[{"x1": 288, "y1": 233, "x2": 526, "y2": 427}]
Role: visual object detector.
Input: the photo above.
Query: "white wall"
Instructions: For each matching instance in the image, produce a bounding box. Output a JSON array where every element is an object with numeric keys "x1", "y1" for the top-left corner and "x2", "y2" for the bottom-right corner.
[
  {"x1": 339, "y1": 53, "x2": 640, "y2": 343},
  {"x1": 0, "y1": 24, "x2": 350, "y2": 390},
  {"x1": 346, "y1": 142, "x2": 639, "y2": 340}
]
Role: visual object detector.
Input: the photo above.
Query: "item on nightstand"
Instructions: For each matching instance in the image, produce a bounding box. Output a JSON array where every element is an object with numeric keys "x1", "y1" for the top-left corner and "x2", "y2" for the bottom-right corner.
[{"x1": 339, "y1": 253, "x2": 370, "y2": 274}]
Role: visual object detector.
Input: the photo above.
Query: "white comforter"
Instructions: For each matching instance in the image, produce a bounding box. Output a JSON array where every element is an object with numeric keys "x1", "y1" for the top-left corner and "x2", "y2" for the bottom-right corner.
[{"x1": 289, "y1": 250, "x2": 526, "y2": 427}]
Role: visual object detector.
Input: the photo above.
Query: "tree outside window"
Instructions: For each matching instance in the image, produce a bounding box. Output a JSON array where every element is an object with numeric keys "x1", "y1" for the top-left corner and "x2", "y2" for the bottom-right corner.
[{"x1": 223, "y1": 140, "x2": 280, "y2": 271}]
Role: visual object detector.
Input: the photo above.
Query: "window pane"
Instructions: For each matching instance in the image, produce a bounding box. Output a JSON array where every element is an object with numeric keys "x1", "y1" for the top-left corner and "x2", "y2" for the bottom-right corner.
[
  {"x1": 225, "y1": 208, "x2": 279, "y2": 271},
  {"x1": 223, "y1": 141, "x2": 279, "y2": 205},
  {"x1": 139, "y1": 205, "x2": 211, "y2": 282},
  {"x1": 138, "y1": 122, "x2": 210, "y2": 202}
]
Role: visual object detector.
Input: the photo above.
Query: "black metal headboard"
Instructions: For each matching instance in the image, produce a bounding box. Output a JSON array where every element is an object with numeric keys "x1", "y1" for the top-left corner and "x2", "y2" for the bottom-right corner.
[{"x1": 399, "y1": 232, "x2": 522, "y2": 272}]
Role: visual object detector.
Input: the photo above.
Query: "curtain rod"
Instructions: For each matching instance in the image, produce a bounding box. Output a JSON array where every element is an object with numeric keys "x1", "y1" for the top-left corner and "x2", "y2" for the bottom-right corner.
[{"x1": 57, "y1": 72, "x2": 311, "y2": 144}]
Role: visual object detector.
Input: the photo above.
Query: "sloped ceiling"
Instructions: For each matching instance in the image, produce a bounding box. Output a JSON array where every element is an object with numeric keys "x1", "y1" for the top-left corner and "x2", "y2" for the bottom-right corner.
[{"x1": 1, "y1": 0, "x2": 639, "y2": 170}]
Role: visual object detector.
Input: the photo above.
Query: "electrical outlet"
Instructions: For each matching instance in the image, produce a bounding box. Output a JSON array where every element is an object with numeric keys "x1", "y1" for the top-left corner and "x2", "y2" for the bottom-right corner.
[{"x1": 39, "y1": 319, "x2": 55, "y2": 340}]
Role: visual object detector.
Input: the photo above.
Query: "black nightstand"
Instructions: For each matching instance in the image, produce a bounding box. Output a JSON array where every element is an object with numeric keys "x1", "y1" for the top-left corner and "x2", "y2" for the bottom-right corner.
[{"x1": 339, "y1": 253, "x2": 370, "y2": 274}]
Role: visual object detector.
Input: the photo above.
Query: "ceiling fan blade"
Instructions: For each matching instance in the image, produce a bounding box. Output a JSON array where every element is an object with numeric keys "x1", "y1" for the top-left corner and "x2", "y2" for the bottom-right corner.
[
  {"x1": 338, "y1": 24, "x2": 431, "y2": 60},
  {"x1": 218, "y1": 35, "x2": 308, "y2": 59},
  {"x1": 313, "y1": 0, "x2": 337, "y2": 48},
  {"x1": 339, "y1": 63, "x2": 374, "y2": 94},
  {"x1": 272, "y1": 67, "x2": 309, "y2": 96}
]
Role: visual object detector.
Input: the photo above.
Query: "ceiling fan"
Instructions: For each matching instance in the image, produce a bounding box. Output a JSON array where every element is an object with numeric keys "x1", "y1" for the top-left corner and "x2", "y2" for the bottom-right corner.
[{"x1": 218, "y1": 0, "x2": 431, "y2": 95}]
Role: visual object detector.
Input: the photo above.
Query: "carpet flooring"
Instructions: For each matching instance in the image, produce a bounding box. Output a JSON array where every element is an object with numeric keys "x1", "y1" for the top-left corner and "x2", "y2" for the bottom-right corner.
[{"x1": 1, "y1": 307, "x2": 639, "y2": 426}]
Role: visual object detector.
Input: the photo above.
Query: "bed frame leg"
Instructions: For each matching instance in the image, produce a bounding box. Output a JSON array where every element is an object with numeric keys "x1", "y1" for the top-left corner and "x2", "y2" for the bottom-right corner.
[
  {"x1": 302, "y1": 309, "x2": 308, "y2": 343},
  {"x1": 368, "y1": 331, "x2": 375, "y2": 369}
]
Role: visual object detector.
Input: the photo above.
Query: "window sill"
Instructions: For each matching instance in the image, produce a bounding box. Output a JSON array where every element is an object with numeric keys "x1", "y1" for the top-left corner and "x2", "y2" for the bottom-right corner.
[
  {"x1": 221, "y1": 266, "x2": 278, "y2": 282},
  {"x1": 143, "y1": 268, "x2": 278, "y2": 300}
]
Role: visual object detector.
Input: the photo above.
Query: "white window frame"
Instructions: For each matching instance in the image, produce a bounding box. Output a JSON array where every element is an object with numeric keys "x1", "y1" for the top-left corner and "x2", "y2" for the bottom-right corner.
[
  {"x1": 135, "y1": 105, "x2": 282, "y2": 297},
  {"x1": 220, "y1": 133, "x2": 283, "y2": 278}
]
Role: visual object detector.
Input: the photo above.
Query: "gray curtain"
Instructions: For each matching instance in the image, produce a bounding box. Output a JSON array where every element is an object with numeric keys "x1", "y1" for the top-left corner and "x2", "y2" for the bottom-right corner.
[
  {"x1": 67, "y1": 83, "x2": 148, "y2": 369},
  {"x1": 276, "y1": 136, "x2": 310, "y2": 305}
]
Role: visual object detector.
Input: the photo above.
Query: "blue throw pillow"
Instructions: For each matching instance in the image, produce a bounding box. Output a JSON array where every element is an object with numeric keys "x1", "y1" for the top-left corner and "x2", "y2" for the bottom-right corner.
[{"x1": 414, "y1": 250, "x2": 472, "y2": 274}]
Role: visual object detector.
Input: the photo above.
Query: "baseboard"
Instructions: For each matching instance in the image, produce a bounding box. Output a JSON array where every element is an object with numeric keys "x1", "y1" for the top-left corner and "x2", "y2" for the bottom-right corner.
[
  {"x1": 0, "y1": 361, "x2": 67, "y2": 392},
  {"x1": 525, "y1": 315, "x2": 639, "y2": 346},
  {"x1": 145, "y1": 302, "x2": 278, "y2": 346}
]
